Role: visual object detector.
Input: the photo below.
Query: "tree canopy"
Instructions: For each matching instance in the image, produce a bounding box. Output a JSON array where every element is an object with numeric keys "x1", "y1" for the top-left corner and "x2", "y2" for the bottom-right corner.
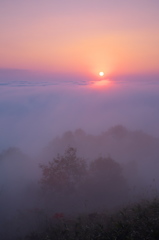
[{"x1": 40, "y1": 147, "x2": 87, "y2": 193}]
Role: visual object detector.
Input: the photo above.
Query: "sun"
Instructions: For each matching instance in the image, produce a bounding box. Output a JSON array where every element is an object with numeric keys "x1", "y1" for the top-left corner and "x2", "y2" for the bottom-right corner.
[{"x1": 99, "y1": 71, "x2": 104, "y2": 77}]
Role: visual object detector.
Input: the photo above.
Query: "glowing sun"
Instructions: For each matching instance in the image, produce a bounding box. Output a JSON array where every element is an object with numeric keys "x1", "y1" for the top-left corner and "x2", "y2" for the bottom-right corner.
[{"x1": 99, "y1": 71, "x2": 104, "y2": 77}]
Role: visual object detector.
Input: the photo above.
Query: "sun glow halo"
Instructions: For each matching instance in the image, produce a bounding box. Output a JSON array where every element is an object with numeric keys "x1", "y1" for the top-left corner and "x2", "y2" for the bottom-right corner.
[{"x1": 99, "y1": 71, "x2": 104, "y2": 77}]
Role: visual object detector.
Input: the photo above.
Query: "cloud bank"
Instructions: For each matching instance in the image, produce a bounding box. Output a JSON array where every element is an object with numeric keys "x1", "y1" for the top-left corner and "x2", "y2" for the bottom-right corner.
[{"x1": 0, "y1": 69, "x2": 159, "y2": 154}]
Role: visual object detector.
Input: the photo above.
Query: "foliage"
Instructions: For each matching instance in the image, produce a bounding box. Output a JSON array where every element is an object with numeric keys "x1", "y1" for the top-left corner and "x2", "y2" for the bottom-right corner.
[
  {"x1": 40, "y1": 147, "x2": 87, "y2": 193},
  {"x1": 25, "y1": 198, "x2": 159, "y2": 240},
  {"x1": 90, "y1": 156, "x2": 127, "y2": 191},
  {"x1": 82, "y1": 156, "x2": 128, "y2": 208},
  {"x1": 39, "y1": 148, "x2": 128, "y2": 211},
  {"x1": 90, "y1": 156, "x2": 123, "y2": 180}
]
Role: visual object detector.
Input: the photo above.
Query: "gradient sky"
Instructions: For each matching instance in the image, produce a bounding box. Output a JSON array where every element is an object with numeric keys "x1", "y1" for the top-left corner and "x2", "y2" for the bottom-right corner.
[{"x1": 0, "y1": 0, "x2": 159, "y2": 76}]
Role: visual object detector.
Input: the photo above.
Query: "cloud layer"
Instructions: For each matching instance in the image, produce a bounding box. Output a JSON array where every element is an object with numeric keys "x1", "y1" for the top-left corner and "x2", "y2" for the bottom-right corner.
[{"x1": 0, "y1": 70, "x2": 159, "y2": 154}]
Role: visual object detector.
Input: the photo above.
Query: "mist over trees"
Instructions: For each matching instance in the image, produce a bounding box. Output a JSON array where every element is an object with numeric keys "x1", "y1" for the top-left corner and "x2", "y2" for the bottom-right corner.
[
  {"x1": 43, "y1": 125, "x2": 159, "y2": 190},
  {"x1": 40, "y1": 147, "x2": 87, "y2": 193},
  {"x1": 39, "y1": 147, "x2": 128, "y2": 213},
  {"x1": 1, "y1": 125, "x2": 159, "y2": 239}
]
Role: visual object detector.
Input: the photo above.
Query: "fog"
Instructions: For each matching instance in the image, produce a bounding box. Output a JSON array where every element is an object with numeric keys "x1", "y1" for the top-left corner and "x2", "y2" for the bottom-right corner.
[
  {"x1": 0, "y1": 70, "x2": 159, "y2": 239},
  {"x1": 1, "y1": 70, "x2": 159, "y2": 154}
]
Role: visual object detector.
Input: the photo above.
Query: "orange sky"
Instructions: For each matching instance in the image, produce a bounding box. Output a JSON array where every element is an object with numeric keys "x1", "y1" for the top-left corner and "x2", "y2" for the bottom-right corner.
[{"x1": 0, "y1": 0, "x2": 159, "y2": 76}]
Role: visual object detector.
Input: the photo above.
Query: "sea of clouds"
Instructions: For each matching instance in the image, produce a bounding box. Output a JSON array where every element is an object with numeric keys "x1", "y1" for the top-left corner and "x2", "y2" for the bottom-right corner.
[{"x1": 0, "y1": 69, "x2": 159, "y2": 155}]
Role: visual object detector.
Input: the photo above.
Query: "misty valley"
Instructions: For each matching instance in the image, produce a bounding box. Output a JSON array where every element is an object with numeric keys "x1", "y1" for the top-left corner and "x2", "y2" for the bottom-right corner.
[
  {"x1": 1, "y1": 125, "x2": 159, "y2": 239},
  {"x1": 1, "y1": 0, "x2": 159, "y2": 238}
]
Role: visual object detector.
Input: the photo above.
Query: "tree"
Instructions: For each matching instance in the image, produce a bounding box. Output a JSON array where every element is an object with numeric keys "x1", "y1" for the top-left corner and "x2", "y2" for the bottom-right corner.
[
  {"x1": 90, "y1": 156, "x2": 123, "y2": 181},
  {"x1": 40, "y1": 147, "x2": 87, "y2": 193},
  {"x1": 83, "y1": 156, "x2": 128, "y2": 209}
]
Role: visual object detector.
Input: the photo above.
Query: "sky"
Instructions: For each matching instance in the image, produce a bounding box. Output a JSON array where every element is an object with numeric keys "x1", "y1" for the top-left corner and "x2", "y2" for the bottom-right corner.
[
  {"x1": 0, "y1": 0, "x2": 159, "y2": 76},
  {"x1": 0, "y1": 0, "x2": 159, "y2": 155}
]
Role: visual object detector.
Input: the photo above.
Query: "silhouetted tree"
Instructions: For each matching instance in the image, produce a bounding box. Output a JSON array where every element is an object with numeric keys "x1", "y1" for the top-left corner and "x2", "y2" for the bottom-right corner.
[
  {"x1": 90, "y1": 156, "x2": 123, "y2": 180},
  {"x1": 83, "y1": 156, "x2": 128, "y2": 208},
  {"x1": 40, "y1": 147, "x2": 87, "y2": 193}
]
